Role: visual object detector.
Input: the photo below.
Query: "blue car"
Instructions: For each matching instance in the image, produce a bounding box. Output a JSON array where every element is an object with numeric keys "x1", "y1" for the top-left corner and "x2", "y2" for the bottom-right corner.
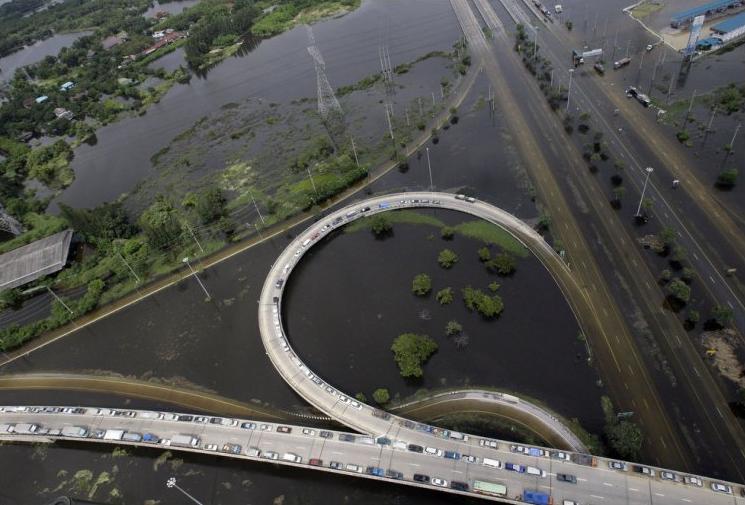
[
  {"x1": 366, "y1": 466, "x2": 385, "y2": 477},
  {"x1": 505, "y1": 462, "x2": 526, "y2": 473},
  {"x1": 142, "y1": 433, "x2": 159, "y2": 443},
  {"x1": 443, "y1": 451, "x2": 461, "y2": 460}
]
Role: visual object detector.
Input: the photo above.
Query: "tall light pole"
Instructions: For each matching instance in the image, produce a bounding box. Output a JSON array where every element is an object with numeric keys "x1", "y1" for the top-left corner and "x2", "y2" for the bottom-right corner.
[
  {"x1": 635, "y1": 167, "x2": 654, "y2": 218},
  {"x1": 729, "y1": 123, "x2": 741, "y2": 152},
  {"x1": 566, "y1": 68, "x2": 575, "y2": 112},
  {"x1": 117, "y1": 252, "x2": 140, "y2": 283},
  {"x1": 306, "y1": 167, "x2": 318, "y2": 197},
  {"x1": 250, "y1": 192, "x2": 265, "y2": 226},
  {"x1": 166, "y1": 477, "x2": 203, "y2": 505},
  {"x1": 425, "y1": 147, "x2": 433, "y2": 191},
  {"x1": 182, "y1": 257, "x2": 211, "y2": 300},
  {"x1": 533, "y1": 26, "x2": 539, "y2": 62},
  {"x1": 46, "y1": 285, "x2": 73, "y2": 315}
]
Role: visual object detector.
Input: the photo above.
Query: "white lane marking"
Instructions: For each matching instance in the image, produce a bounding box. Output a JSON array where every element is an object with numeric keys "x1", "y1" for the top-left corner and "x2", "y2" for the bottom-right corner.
[
  {"x1": 629, "y1": 488, "x2": 639, "y2": 492},
  {"x1": 453, "y1": 470, "x2": 464, "y2": 474},
  {"x1": 408, "y1": 463, "x2": 420, "y2": 467},
  {"x1": 603, "y1": 482, "x2": 613, "y2": 487},
  {"x1": 681, "y1": 499, "x2": 691, "y2": 502},
  {"x1": 655, "y1": 493, "x2": 665, "y2": 497},
  {"x1": 540, "y1": 485, "x2": 552, "y2": 490},
  {"x1": 578, "y1": 478, "x2": 588, "y2": 482},
  {"x1": 590, "y1": 495, "x2": 605, "y2": 500},
  {"x1": 728, "y1": 300, "x2": 734, "y2": 309}
]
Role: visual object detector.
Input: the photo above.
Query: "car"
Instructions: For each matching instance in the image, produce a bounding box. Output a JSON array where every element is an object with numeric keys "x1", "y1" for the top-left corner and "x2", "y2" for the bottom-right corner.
[
  {"x1": 551, "y1": 451, "x2": 571, "y2": 461},
  {"x1": 177, "y1": 415, "x2": 194, "y2": 422},
  {"x1": 357, "y1": 436, "x2": 375, "y2": 445},
  {"x1": 89, "y1": 429, "x2": 105, "y2": 439},
  {"x1": 277, "y1": 426, "x2": 292, "y2": 434},
  {"x1": 443, "y1": 451, "x2": 460, "y2": 460},
  {"x1": 683, "y1": 476, "x2": 703, "y2": 487},
  {"x1": 504, "y1": 463, "x2": 525, "y2": 473},
  {"x1": 413, "y1": 474, "x2": 430, "y2": 483},
  {"x1": 114, "y1": 410, "x2": 135, "y2": 417},
  {"x1": 510, "y1": 444, "x2": 528, "y2": 454},
  {"x1": 338, "y1": 434, "x2": 355, "y2": 442},
  {"x1": 455, "y1": 194, "x2": 466, "y2": 200},
  {"x1": 660, "y1": 471, "x2": 677, "y2": 481},
  {"x1": 338, "y1": 396, "x2": 350, "y2": 404},
  {"x1": 633, "y1": 465, "x2": 655, "y2": 477},
  {"x1": 557, "y1": 473, "x2": 577, "y2": 484},
  {"x1": 193, "y1": 416, "x2": 208, "y2": 423},
  {"x1": 386, "y1": 469, "x2": 404, "y2": 479},
  {"x1": 246, "y1": 447, "x2": 261, "y2": 457},
  {"x1": 302, "y1": 428, "x2": 315, "y2": 436},
  {"x1": 466, "y1": 197, "x2": 476, "y2": 203},
  {"x1": 376, "y1": 437, "x2": 391, "y2": 446},
  {"x1": 221, "y1": 443, "x2": 241, "y2": 454},
  {"x1": 407, "y1": 444, "x2": 424, "y2": 453},
  {"x1": 345, "y1": 464, "x2": 363, "y2": 473},
  {"x1": 450, "y1": 480, "x2": 469, "y2": 491},
  {"x1": 463, "y1": 455, "x2": 478, "y2": 464},
  {"x1": 712, "y1": 483, "x2": 732, "y2": 494},
  {"x1": 329, "y1": 461, "x2": 343, "y2": 470},
  {"x1": 282, "y1": 453, "x2": 302, "y2": 463},
  {"x1": 204, "y1": 443, "x2": 218, "y2": 451},
  {"x1": 392, "y1": 441, "x2": 408, "y2": 450},
  {"x1": 262, "y1": 451, "x2": 279, "y2": 460},
  {"x1": 479, "y1": 439, "x2": 498, "y2": 449},
  {"x1": 325, "y1": 386, "x2": 336, "y2": 395},
  {"x1": 424, "y1": 447, "x2": 443, "y2": 457},
  {"x1": 259, "y1": 424, "x2": 272, "y2": 431},
  {"x1": 309, "y1": 458, "x2": 323, "y2": 466},
  {"x1": 142, "y1": 433, "x2": 159, "y2": 443},
  {"x1": 431, "y1": 478, "x2": 448, "y2": 487},
  {"x1": 319, "y1": 430, "x2": 333, "y2": 439},
  {"x1": 350, "y1": 400, "x2": 363, "y2": 410},
  {"x1": 609, "y1": 461, "x2": 627, "y2": 471},
  {"x1": 241, "y1": 422, "x2": 257, "y2": 430},
  {"x1": 275, "y1": 279, "x2": 284, "y2": 289},
  {"x1": 366, "y1": 466, "x2": 385, "y2": 477}
]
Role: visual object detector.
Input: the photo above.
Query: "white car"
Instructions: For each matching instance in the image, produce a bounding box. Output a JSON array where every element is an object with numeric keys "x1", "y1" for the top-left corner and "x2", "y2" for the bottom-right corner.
[
  {"x1": 463, "y1": 455, "x2": 479, "y2": 464},
  {"x1": 345, "y1": 464, "x2": 363, "y2": 473},
  {"x1": 431, "y1": 478, "x2": 448, "y2": 487},
  {"x1": 479, "y1": 439, "x2": 498, "y2": 449},
  {"x1": 260, "y1": 424, "x2": 272, "y2": 431},
  {"x1": 262, "y1": 451, "x2": 279, "y2": 460},
  {"x1": 392, "y1": 441, "x2": 408, "y2": 450},
  {"x1": 683, "y1": 476, "x2": 703, "y2": 487},
  {"x1": 551, "y1": 451, "x2": 570, "y2": 461},
  {"x1": 425, "y1": 447, "x2": 443, "y2": 457},
  {"x1": 711, "y1": 483, "x2": 732, "y2": 494},
  {"x1": 302, "y1": 428, "x2": 316, "y2": 436},
  {"x1": 204, "y1": 443, "x2": 218, "y2": 451},
  {"x1": 660, "y1": 471, "x2": 677, "y2": 481}
]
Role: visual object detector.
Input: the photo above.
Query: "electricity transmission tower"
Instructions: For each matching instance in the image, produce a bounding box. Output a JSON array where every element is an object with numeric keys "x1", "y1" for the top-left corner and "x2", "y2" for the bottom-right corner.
[
  {"x1": 0, "y1": 204, "x2": 23, "y2": 236},
  {"x1": 306, "y1": 26, "x2": 344, "y2": 140}
]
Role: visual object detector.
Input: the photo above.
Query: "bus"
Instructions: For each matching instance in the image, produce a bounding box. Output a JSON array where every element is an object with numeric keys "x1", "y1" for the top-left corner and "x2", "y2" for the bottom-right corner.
[{"x1": 473, "y1": 480, "x2": 507, "y2": 497}]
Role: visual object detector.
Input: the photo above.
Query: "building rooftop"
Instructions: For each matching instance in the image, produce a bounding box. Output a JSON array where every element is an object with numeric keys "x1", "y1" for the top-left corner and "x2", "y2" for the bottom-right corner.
[
  {"x1": 671, "y1": 0, "x2": 740, "y2": 24},
  {"x1": 0, "y1": 230, "x2": 73, "y2": 291},
  {"x1": 711, "y1": 10, "x2": 745, "y2": 32}
]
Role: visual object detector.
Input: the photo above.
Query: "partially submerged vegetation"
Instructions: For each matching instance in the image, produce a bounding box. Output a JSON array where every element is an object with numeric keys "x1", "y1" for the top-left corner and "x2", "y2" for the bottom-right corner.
[{"x1": 391, "y1": 332, "x2": 438, "y2": 378}]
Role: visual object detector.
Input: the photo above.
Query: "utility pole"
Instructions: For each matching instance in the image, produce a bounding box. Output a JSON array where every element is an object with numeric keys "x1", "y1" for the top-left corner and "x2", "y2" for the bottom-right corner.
[
  {"x1": 385, "y1": 104, "x2": 394, "y2": 140},
  {"x1": 306, "y1": 167, "x2": 318, "y2": 196},
  {"x1": 184, "y1": 222, "x2": 205, "y2": 254},
  {"x1": 566, "y1": 68, "x2": 575, "y2": 112},
  {"x1": 625, "y1": 39, "x2": 631, "y2": 58},
  {"x1": 350, "y1": 136, "x2": 359, "y2": 167},
  {"x1": 611, "y1": 27, "x2": 618, "y2": 61},
  {"x1": 425, "y1": 146, "x2": 433, "y2": 190},
  {"x1": 166, "y1": 477, "x2": 203, "y2": 505},
  {"x1": 730, "y1": 123, "x2": 741, "y2": 152},
  {"x1": 46, "y1": 286, "x2": 73, "y2": 315},
  {"x1": 550, "y1": 69, "x2": 554, "y2": 88},
  {"x1": 182, "y1": 257, "x2": 211, "y2": 300},
  {"x1": 117, "y1": 252, "x2": 140, "y2": 283},
  {"x1": 636, "y1": 50, "x2": 645, "y2": 87},
  {"x1": 404, "y1": 108, "x2": 410, "y2": 126},
  {"x1": 533, "y1": 26, "x2": 539, "y2": 61},
  {"x1": 635, "y1": 167, "x2": 654, "y2": 218},
  {"x1": 418, "y1": 97, "x2": 423, "y2": 116},
  {"x1": 684, "y1": 89, "x2": 696, "y2": 126},
  {"x1": 250, "y1": 192, "x2": 265, "y2": 226},
  {"x1": 666, "y1": 74, "x2": 675, "y2": 104},
  {"x1": 706, "y1": 106, "x2": 717, "y2": 132}
]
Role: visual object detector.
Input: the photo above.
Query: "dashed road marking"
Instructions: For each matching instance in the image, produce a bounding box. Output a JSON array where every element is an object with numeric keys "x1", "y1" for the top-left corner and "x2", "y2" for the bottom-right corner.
[
  {"x1": 629, "y1": 488, "x2": 639, "y2": 492},
  {"x1": 603, "y1": 482, "x2": 613, "y2": 487}
]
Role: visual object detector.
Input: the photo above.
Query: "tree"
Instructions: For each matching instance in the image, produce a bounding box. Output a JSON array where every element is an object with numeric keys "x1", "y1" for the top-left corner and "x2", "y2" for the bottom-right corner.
[
  {"x1": 660, "y1": 269, "x2": 672, "y2": 282},
  {"x1": 355, "y1": 392, "x2": 367, "y2": 403},
  {"x1": 139, "y1": 195, "x2": 183, "y2": 250},
  {"x1": 440, "y1": 226, "x2": 455, "y2": 240},
  {"x1": 686, "y1": 309, "x2": 700, "y2": 325},
  {"x1": 488, "y1": 282, "x2": 500, "y2": 292},
  {"x1": 373, "y1": 388, "x2": 390, "y2": 404},
  {"x1": 658, "y1": 227, "x2": 676, "y2": 248},
  {"x1": 438, "y1": 249, "x2": 458, "y2": 269},
  {"x1": 411, "y1": 274, "x2": 432, "y2": 296},
  {"x1": 436, "y1": 287, "x2": 454, "y2": 305},
  {"x1": 611, "y1": 186, "x2": 625, "y2": 208},
  {"x1": 195, "y1": 186, "x2": 226, "y2": 224},
  {"x1": 478, "y1": 246, "x2": 491, "y2": 262},
  {"x1": 605, "y1": 420, "x2": 643, "y2": 460},
  {"x1": 59, "y1": 202, "x2": 134, "y2": 242},
  {"x1": 486, "y1": 253, "x2": 516, "y2": 275},
  {"x1": 370, "y1": 214, "x2": 392, "y2": 236},
  {"x1": 712, "y1": 305, "x2": 734, "y2": 328},
  {"x1": 390, "y1": 333, "x2": 438, "y2": 378},
  {"x1": 445, "y1": 320, "x2": 463, "y2": 336},
  {"x1": 462, "y1": 286, "x2": 504, "y2": 318},
  {"x1": 716, "y1": 168, "x2": 738, "y2": 189},
  {"x1": 0, "y1": 289, "x2": 23, "y2": 311},
  {"x1": 681, "y1": 267, "x2": 695, "y2": 283},
  {"x1": 667, "y1": 278, "x2": 691, "y2": 303}
]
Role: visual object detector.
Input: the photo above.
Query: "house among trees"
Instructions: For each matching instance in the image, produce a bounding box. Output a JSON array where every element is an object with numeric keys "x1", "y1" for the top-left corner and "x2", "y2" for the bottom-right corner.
[
  {"x1": 0, "y1": 230, "x2": 74, "y2": 291},
  {"x1": 59, "y1": 81, "x2": 75, "y2": 92},
  {"x1": 53, "y1": 107, "x2": 74, "y2": 120}
]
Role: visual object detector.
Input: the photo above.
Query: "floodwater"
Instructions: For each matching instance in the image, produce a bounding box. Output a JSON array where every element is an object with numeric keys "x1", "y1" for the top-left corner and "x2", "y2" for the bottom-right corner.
[
  {"x1": 284, "y1": 209, "x2": 603, "y2": 430},
  {"x1": 143, "y1": 0, "x2": 200, "y2": 18},
  {"x1": 0, "y1": 31, "x2": 92, "y2": 82},
  {"x1": 53, "y1": 0, "x2": 462, "y2": 210}
]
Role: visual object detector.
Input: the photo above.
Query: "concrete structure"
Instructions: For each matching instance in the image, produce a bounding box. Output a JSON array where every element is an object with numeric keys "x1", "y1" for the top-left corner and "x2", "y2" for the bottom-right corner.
[
  {"x1": 1, "y1": 406, "x2": 743, "y2": 505},
  {"x1": 59, "y1": 81, "x2": 74, "y2": 92},
  {"x1": 0, "y1": 230, "x2": 73, "y2": 290}
]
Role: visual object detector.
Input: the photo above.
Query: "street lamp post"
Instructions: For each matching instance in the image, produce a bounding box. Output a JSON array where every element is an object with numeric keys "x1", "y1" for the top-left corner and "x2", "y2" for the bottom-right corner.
[
  {"x1": 46, "y1": 285, "x2": 73, "y2": 315},
  {"x1": 635, "y1": 167, "x2": 654, "y2": 218},
  {"x1": 425, "y1": 147, "x2": 433, "y2": 191},
  {"x1": 166, "y1": 477, "x2": 203, "y2": 505},
  {"x1": 182, "y1": 257, "x2": 211, "y2": 300},
  {"x1": 566, "y1": 69, "x2": 575, "y2": 112}
]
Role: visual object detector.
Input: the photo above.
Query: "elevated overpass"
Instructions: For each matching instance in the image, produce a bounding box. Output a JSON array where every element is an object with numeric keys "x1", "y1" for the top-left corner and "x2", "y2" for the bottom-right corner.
[{"x1": 2, "y1": 193, "x2": 744, "y2": 504}]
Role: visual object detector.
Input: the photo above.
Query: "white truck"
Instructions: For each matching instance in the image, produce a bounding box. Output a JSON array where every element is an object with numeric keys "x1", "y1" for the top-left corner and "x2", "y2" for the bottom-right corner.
[
  {"x1": 137, "y1": 411, "x2": 163, "y2": 420},
  {"x1": 61, "y1": 426, "x2": 88, "y2": 438},
  {"x1": 170, "y1": 434, "x2": 200, "y2": 448},
  {"x1": 103, "y1": 429, "x2": 125, "y2": 441}
]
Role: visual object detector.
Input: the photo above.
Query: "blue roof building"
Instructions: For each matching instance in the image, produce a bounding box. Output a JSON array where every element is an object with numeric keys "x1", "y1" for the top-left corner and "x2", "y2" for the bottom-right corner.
[
  {"x1": 670, "y1": 0, "x2": 742, "y2": 27},
  {"x1": 711, "y1": 10, "x2": 745, "y2": 32},
  {"x1": 60, "y1": 81, "x2": 75, "y2": 91}
]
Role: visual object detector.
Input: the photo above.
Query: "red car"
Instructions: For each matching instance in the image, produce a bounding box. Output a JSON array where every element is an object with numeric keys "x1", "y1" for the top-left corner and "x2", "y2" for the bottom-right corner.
[{"x1": 309, "y1": 458, "x2": 323, "y2": 466}]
